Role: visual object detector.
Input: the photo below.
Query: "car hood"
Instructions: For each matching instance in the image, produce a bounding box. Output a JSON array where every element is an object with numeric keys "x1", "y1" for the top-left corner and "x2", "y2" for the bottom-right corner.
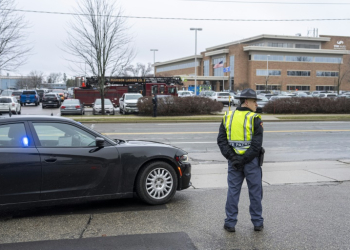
[
  {"x1": 124, "y1": 99, "x2": 139, "y2": 104},
  {"x1": 115, "y1": 139, "x2": 185, "y2": 152},
  {"x1": 94, "y1": 104, "x2": 114, "y2": 108}
]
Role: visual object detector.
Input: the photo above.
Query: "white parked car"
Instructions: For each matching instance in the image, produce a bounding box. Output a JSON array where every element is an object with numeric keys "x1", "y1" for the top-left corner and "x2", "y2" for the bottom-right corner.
[
  {"x1": 119, "y1": 93, "x2": 143, "y2": 115},
  {"x1": 0, "y1": 96, "x2": 21, "y2": 114},
  {"x1": 210, "y1": 92, "x2": 232, "y2": 106},
  {"x1": 92, "y1": 98, "x2": 115, "y2": 115},
  {"x1": 319, "y1": 93, "x2": 337, "y2": 98},
  {"x1": 178, "y1": 91, "x2": 194, "y2": 97}
]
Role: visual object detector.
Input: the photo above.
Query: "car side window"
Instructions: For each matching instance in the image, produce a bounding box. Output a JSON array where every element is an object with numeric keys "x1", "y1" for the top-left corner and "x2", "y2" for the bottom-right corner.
[
  {"x1": 0, "y1": 123, "x2": 29, "y2": 147},
  {"x1": 32, "y1": 123, "x2": 97, "y2": 147}
]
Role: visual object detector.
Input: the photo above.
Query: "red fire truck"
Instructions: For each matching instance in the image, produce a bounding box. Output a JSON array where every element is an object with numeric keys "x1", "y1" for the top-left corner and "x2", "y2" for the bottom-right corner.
[{"x1": 74, "y1": 76, "x2": 182, "y2": 107}]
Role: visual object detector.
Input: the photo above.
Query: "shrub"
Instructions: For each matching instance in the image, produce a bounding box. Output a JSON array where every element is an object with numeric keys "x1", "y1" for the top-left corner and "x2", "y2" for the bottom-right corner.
[
  {"x1": 263, "y1": 97, "x2": 350, "y2": 114},
  {"x1": 137, "y1": 96, "x2": 223, "y2": 116}
]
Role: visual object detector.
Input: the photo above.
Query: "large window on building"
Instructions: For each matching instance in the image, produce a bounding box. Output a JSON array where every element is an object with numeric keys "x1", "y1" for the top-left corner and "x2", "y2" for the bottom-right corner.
[
  {"x1": 253, "y1": 55, "x2": 284, "y2": 61},
  {"x1": 287, "y1": 71, "x2": 311, "y2": 76},
  {"x1": 250, "y1": 42, "x2": 265, "y2": 46},
  {"x1": 316, "y1": 71, "x2": 339, "y2": 77},
  {"x1": 267, "y1": 42, "x2": 293, "y2": 48},
  {"x1": 230, "y1": 56, "x2": 235, "y2": 77},
  {"x1": 213, "y1": 57, "x2": 226, "y2": 76},
  {"x1": 203, "y1": 60, "x2": 209, "y2": 76},
  {"x1": 314, "y1": 57, "x2": 342, "y2": 63},
  {"x1": 256, "y1": 69, "x2": 281, "y2": 76},
  {"x1": 316, "y1": 86, "x2": 335, "y2": 91},
  {"x1": 285, "y1": 56, "x2": 313, "y2": 62},
  {"x1": 287, "y1": 86, "x2": 310, "y2": 91},
  {"x1": 295, "y1": 44, "x2": 320, "y2": 49},
  {"x1": 157, "y1": 60, "x2": 200, "y2": 73}
]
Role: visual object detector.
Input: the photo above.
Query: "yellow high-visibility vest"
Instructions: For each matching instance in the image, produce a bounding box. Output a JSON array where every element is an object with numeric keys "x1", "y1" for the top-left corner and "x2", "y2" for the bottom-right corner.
[{"x1": 223, "y1": 110, "x2": 261, "y2": 155}]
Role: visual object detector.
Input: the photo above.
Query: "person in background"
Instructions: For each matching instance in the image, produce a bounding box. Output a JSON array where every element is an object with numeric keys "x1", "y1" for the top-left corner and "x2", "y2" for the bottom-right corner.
[{"x1": 152, "y1": 94, "x2": 157, "y2": 117}]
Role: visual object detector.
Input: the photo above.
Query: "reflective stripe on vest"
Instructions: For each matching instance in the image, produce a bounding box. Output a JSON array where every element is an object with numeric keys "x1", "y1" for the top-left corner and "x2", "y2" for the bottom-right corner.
[{"x1": 223, "y1": 110, "x2": 261, "y2": 155}]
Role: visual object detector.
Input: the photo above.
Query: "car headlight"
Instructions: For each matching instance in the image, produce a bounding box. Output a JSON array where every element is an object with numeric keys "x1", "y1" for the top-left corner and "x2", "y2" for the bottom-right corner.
[{"x1": 176, "y1": 154, "x2": 188, "y2": 163}]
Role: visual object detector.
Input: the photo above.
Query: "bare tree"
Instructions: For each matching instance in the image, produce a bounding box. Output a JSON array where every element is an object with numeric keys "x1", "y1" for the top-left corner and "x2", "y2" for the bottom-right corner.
[
  {"x1": 27, "y1": 71, "x2": 43, "y2": 89},
  {"x1": 0, "y1": 0, "x2": 32, "y2": 72},
  {"x1": 16, "y1": 77, "x2": 30, "y2": 89},
  {"x1": 65, "y1": 0, "x2": 134, "y2": 114},
  {"x1": 334, "y1": 57, "x2": 350, "y2": 94},
  {"x1": 123, "y1": 62, "x2": 153, "y2": 77},
  {"x1": 47, "y1": 72, "x2": 63, "y2": 83}
]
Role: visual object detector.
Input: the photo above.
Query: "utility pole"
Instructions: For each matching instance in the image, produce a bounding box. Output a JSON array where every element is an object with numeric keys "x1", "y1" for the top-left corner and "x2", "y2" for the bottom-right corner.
[
  {"x1": 190, "y1": 28, "x2": 202, "y2": 95},
  {"x1": 150, "y1": 49, "x2": 158, "y2": 77}
]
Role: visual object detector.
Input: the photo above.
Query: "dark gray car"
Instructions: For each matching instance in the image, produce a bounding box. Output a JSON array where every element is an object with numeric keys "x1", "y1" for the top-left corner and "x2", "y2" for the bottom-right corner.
[
  {"x1": 60, "y1": 99, "x2": 85, "y2": 115},
  {"x1": 0, "y1": 115, "x2": 191, "y2": 210}
]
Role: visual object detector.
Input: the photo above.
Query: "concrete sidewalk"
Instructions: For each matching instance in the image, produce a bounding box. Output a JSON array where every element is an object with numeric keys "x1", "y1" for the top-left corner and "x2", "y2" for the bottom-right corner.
[{"x1": 190, "y1": 159, "x2": 350, "y2": 189}]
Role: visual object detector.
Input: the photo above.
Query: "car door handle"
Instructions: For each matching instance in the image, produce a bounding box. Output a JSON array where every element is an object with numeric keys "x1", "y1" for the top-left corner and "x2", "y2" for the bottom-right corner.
[{"x1": 44, "y1": 158, "x2": 57, "y2": 163}]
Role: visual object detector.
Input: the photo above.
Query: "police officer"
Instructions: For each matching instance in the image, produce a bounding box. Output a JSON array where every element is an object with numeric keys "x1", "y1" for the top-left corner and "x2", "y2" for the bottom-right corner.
[
  {"x1": 217, "y1": 88, "x2": 264, "y2": 232},
  {"x1": 152, "y1": 94, "x2": 157, "y2": 117}
]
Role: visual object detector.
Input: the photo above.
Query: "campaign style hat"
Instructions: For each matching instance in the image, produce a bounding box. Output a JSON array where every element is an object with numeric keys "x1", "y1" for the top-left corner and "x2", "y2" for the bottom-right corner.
[{"x1": 235, "y1": 88, "x2": 262, "y2": 100}]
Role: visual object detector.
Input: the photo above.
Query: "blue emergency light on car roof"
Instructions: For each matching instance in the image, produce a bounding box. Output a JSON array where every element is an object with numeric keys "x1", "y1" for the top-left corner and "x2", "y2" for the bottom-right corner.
[{"x1": 22, "y1": 137, "x2": 29, "y2": 147}]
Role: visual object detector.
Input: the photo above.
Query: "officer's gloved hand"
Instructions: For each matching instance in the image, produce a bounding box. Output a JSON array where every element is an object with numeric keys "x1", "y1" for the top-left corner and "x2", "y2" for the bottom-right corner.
[{"x1": 230, "y1": 155, "x2": 245, "y2": 171}]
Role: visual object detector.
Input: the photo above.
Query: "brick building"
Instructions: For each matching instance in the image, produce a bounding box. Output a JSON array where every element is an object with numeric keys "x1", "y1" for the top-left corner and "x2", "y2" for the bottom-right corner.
[{"x1": 154, "y1": 34, "x2": 350, "y2": 92}]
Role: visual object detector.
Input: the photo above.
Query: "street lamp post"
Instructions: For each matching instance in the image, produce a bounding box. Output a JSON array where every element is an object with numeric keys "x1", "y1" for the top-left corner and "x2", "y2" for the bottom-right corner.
[
  {"x1": 150, "y1": 49, "x2": 158, "y2": 77},
  {"x1": 266, "y1": 55, "x2": 270, "y2": 92},
  {"x1": 190, "y1": 28, "x2": 202, "y2": 95}
]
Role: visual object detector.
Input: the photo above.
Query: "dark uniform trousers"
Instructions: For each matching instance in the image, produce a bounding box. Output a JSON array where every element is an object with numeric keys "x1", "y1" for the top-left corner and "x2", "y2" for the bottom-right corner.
[{"x1": 225, "y1": 157, "x2": 263, "y2": 227}]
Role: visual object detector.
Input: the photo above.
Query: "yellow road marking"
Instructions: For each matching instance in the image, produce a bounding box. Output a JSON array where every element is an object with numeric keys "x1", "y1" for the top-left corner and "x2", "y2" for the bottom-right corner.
[{"x1": 102, "y1": 129, "x2": 350, "y2": 135}]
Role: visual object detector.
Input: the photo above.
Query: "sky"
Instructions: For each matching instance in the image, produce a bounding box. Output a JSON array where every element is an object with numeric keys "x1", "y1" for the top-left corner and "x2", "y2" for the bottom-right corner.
[{"x1": 5, "y1": 0, "x2": 350, "y2": 79}]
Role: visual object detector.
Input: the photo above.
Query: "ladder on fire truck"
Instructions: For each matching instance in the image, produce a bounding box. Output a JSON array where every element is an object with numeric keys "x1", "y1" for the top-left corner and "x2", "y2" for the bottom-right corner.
[{"x1": 83, "y1": 76, "x2": 183, "y2": 88}]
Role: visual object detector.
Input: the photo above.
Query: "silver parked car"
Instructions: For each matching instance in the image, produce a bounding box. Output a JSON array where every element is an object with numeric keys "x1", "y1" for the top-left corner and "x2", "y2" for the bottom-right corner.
[
  {"x1": 210, "y1": 92, "x2": 232, "y2": 106},
  {"x1": 93, "y1": 98, "x2": 115, "y2": 115},
  {"x1": 257, "y1": 95, "x2": 269, "y2": 108},
  {"x1": 178, "y1": 91, "x2": 194, "y2": 97},
  {"x1": 60, "y1": 99, "x2": 85, "y2": 115}
]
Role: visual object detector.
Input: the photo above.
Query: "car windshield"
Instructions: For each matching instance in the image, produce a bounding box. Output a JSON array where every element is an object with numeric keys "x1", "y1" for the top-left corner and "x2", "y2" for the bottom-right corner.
[
  {"x1": 1, "y1": 90, "x2": 13, "y2": 96},
  {"x1": 125, "y1": 94, "x2": 142, "y2": 100},
  {"x1": 203, "y1": 91, "x2": 214, "y2": 96},
  {"x1": 23, "y1": 91, "x2": 36, "y2": 95},
  {"x1": 218, "y1": 93, "x2": 230, "y2": 96},
  {"x1": 258, "y1": 96, "x2": 269, "y2": 101},
  {"x1": 0, "y1": 97, "x2": 12, "y2": 103},
  {"x1": 45, "y1": 94, "x2": 56, "y2": 97},
  {"x1": 64, "y1": 99, "x2": 80, "y2": 104},
  {"x1": 95, "y1": 99, "x2": 112, "y2": 105},
  {"x1": 12, "y1": 91, "x2": 22, "y2": 95}
]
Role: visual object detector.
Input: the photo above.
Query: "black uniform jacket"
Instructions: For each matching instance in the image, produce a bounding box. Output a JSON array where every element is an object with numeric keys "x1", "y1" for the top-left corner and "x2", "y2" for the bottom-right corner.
[{"x1": 217, "y1": 107, "x2": 263, "y2": 165}]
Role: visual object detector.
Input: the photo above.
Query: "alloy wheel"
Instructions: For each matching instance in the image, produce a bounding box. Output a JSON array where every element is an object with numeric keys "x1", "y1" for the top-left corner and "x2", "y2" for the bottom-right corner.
[{"x1": 145, "y1": 168, "x2": 173, "y2": 199}]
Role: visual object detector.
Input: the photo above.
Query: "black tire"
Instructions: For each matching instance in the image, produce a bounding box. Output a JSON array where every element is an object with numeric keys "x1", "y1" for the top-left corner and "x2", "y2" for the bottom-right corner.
[
  {"x1": 42, "y1": 105, "x2": 45, "y2": 109},
  {"x1": 122, "y1": 108, "x2": 126, "y2": 115},
  {"x1": 136, "y1": 161, "x2": 178, "y2": 205},
  {"x1": 18, "y1": 108, "x2": 21, "y2": 114},
  {"x1": 24, "y1": 103, "x2": 26, "y2": 106},
  {"x1": 35, "y1": 102, "x2": 38, "y2": 106},
  {"x1": 119, "y1": 108, "x2": 122, "y2": 114}
]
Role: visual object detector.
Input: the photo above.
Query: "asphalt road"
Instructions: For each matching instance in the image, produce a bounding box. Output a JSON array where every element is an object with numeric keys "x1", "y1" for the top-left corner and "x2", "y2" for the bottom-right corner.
[
  {"x1": 1, "y1": 105, "x2": 350, "y2": 249},
  {"x1": 88, "y1": 121, "x2": 350, "y2": 163}
]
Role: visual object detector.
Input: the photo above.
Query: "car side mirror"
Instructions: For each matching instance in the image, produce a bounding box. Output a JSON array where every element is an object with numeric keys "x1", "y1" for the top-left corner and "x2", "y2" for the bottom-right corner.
[{"x1": 96, "y1": 137, "x2": 105, "y2": 148}]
